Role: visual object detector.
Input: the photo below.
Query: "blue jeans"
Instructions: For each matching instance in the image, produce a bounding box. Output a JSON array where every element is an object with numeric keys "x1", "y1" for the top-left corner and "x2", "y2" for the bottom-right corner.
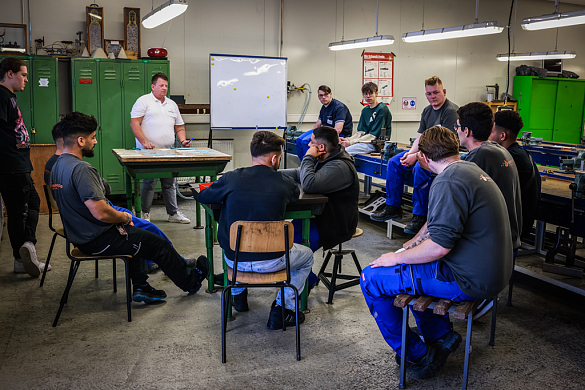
[
  {"x1": 385, "y1": 150, "x2": 434, "y2": 216},
  {"x1": 360, "y1": 260, "x2": 475, "y2": 361},
  {"x1": 295, "y1": 130, "x2": 314, "y2": 160},
  {"x1": 224, "y1": 243, "x2": 314, "y2": 310}
]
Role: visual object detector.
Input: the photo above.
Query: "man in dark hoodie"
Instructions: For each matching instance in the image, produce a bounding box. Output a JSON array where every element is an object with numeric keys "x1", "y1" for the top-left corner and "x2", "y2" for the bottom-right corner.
[{"x1": 282, "y1": 125, "x2": 359, "y2": 258}]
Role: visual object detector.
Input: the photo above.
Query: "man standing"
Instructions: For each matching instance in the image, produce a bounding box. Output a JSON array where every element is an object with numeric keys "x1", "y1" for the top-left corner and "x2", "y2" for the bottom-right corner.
[
  {"x1": 295, "y1": 85, "x2": 353, "y2": 160},
  {"x1": 130, "y1": 72, "x2": 190, "y2": 224},
  {"x1": 341, "y1": 82, "x2": 391, "y2": 156},
  {"x1": 198, "y1": 131, "x2": 314, "y2": 329},
  {"x1": 489, "y1": 110, "x2": 541, "y2": 239},
  {"x1": 50, "y1": 112, "x2": 209, "y2": 304},
  {"x1": 0, "y1": 58, "x2": 47, "y2": 277},
  {"x1": 361, "y1": 126, "x2": 512, "y2": 379},
  {"x1": 371, "y1": 76, "x2": 458, "y2": 235}
]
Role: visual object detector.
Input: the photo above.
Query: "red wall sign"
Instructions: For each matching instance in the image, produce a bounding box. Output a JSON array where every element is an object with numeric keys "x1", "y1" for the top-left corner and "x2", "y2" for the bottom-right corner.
[{"x1": 362, "y1": 52, "x2": 394, "y2": 105}]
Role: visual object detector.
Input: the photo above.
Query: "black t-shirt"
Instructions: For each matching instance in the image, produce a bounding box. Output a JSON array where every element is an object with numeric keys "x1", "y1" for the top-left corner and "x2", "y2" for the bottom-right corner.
[
  {"x1": 44, "y1": 153, "x2": 59, "y2": 185},
  {"x1": 428, "y1": 161, "x2": 513, "y2": 299},
  {"x1": 507, "y1": 142, "x2": 541, "y2": 238},
  {"x1": 198, "y1": 165, "x2": 300, "y2": 262},
  {"x1": 465, "y1": 141, "x2": 523, "y2": 250},
  {"x1": 49, "y1": 153, "x2": 112, "y2": 245},
  {"x1": 0, "y1": 84, "x2": 32, "y2": 174}
]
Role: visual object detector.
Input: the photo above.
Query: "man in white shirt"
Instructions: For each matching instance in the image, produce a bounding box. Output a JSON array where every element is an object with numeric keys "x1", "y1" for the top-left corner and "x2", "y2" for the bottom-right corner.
[{"x1": 130, "y1": 72, "x2": 190, "y2": 223}]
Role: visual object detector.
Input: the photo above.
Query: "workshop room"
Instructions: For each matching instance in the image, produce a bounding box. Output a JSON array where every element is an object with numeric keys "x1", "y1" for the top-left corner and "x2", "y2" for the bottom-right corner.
[{"x1": 1, "y1": 0, "x2": 585, "y2": 389}]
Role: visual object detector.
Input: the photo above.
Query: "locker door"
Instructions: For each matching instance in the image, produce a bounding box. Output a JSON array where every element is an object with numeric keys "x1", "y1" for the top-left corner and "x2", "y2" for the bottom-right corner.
[
  {"x1": 145, "y1": 60, "x2": 170, "y2": 96},
  {"x1": 31, "y1": 57, "x2": 59, "y2": 144},
  {"x1": 99, "y1": 61, "x2": 125, "y2": 194},
  {"x1": 528, "y1": 79, "x2": 557, "y2": 141},
  {"x1": 553, "y1": 81, "x2": 585, "y2": 144},
  {"x1": 123, "y1": 62, "x2": 146, "y2": 148}
]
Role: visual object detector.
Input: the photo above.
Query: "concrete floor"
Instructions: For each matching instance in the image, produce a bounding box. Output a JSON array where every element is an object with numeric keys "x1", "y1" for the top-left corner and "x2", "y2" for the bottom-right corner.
[{"x1": 1, "y1": 197, "x2": 585, "y2": 390}]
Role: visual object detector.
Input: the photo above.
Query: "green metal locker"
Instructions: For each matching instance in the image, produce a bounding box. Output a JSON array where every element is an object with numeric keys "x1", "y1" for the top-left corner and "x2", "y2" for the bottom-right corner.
[
  {"x1": 527, "y1": 79, "x2": 557, "y2": 141},
  {"x1": 99, "y1": 60, "x2": 125, "y2": 194},
  {"x1": 0, "y1": 56, "x2": 33, "y2": 140},
  {"x1": 145, "y1": 60, "x2": 170, "y2": 97},
  {"x1": 31, "y1": 57, "x2": 59, "y2": 144},
  {"x1": 123, "y1": 61, "x2": 147, "y2": 148},
  {"x1": 553, "y1": 81, "x2": 585, "y2": 144}
]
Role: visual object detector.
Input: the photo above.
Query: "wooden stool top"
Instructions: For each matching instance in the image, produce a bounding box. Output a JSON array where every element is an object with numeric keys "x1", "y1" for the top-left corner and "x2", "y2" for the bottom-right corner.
[
  {"x1": 352, "y1": 227, "x2": 364, "y2": 238},
  {"x1": 393, "y1": 293, "x2": 478, "y2": 320},
  {"x1": 226, "y1": 266, "x2": 287, "y2": 284}
]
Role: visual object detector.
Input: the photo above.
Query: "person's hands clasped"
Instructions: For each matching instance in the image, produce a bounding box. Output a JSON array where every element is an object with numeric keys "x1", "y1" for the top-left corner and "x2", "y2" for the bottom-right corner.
[
  {"x1": 400, "y1": 152, "x2": 418, "y2": 167},
  {"x1": 370, "y1": 252, "x2": 401, "y2": 268},
  {"x1": 339, "y1": 138, "x2": 351, "y2": 148}
]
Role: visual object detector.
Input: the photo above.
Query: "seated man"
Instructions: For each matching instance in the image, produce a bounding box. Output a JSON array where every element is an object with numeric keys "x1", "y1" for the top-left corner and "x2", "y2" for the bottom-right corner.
[
  {"x1": 341, "y1": 82, "x2": 391, "y2": 156},
  {"x1": 197, "y1": 131, "x2": 314, "y2": 329},
  {"x1": 283, "y1": 126, "x2": 359, "y2": 250},
  {"x1": 360, "y1": 126, "x2": 512, "y2": 379},
  {"x1": 371, "y1": 76, "x2": 458, "y2": 235},
  {"x1": 44, "y1": 123, "x2": 194, "y2": 273},
  {"x1": 489, "y1": 109, "x2": 541, "y2": 239},
  {"x1": 49, "y1": 112, "x2": 209, "y2": 304},
  {"x1": 295, "y1": 85, "x2": 353, "y2": 160}
]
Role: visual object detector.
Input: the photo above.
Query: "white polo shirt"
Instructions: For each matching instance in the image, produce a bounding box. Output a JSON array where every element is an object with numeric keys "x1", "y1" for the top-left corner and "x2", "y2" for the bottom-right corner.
[{"x1": 130, "y1": 92, "x2": 185, "y2": 148}]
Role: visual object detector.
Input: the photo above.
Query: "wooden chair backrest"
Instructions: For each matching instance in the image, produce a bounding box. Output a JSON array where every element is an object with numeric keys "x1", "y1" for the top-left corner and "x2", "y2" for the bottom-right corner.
[
  {"x1": 43, "y1": 184, "x2": 59, "y2": 214},
  {"x1": 229, "y1": 221, "x2": 294, "y2": 253}
]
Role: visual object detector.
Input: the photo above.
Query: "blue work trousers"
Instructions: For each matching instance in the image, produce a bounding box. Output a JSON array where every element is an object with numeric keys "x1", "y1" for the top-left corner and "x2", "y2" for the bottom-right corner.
[
  {"x1": 360, "y1": 261, "x2": 475, "y2": 361},
  {"x1": 385, "y1": 150, "x2": 433, "y2": 216},
  {"x1": 295, "y1": 130, "x2": 314, "y2": 160}
]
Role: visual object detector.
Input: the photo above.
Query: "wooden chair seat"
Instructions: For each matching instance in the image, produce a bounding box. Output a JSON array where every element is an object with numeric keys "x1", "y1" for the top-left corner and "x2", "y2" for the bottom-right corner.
[
  {"x1": 55, "y1": 227, "x2": 65, "y2": 237},
  {"x1": 70, "y1": 247, "x2": 133, "y2": 260},
  {"x1": 226, "y1": 266, "x2": 287, "y2": 284}
]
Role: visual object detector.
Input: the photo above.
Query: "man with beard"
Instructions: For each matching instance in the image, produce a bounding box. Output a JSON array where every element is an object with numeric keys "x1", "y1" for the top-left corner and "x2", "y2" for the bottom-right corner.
[
  {"x1": 198, "y1": 131, "x2": 314, "y2": 329},
  {"x1": 49, "y1": 112, "x2": 210, "y2": 304}
]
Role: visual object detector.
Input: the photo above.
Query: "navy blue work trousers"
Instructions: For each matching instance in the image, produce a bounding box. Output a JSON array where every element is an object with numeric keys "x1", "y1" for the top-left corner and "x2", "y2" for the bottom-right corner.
[{"x1": 385, "y1": 151, "x2": 433, "y2": 216}]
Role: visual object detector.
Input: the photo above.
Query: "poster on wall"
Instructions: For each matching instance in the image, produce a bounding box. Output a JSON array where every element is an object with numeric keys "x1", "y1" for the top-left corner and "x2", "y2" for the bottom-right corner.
[
  {"x1": 124, "y1": 7, "x2": 141, "y2": 59},
  {"x1": 86, "y1": 6, "x2": 104, "y2": 55},
  {"x1": 362, "y1": 52, "x2": 394, "y2": 105}
]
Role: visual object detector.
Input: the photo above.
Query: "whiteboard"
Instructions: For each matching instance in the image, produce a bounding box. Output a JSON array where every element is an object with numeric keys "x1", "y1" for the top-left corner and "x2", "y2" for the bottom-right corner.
[{"x1": 210, "y1": 54, "x2": 287, "y2": 129}]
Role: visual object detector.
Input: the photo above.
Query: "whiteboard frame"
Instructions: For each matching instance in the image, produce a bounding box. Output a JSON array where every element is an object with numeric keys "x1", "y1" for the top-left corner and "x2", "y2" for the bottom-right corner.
[{"x1": 209, "y1": 53, "x2": 288, "y2": 130}]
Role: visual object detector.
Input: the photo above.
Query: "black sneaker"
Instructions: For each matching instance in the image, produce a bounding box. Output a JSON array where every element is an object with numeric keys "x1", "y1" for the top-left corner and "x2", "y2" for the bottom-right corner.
[
  {"x1": 147, "y1": 262, "x2": 159, "y2": 274},
  {"x1": 194, "y1": 255, "x2": 211, "y2": 282},
  {"x1": 409, "y1": 345, "x2": 449, "y2": 380},
  {"x1": 232, "y1": 289, "x2": 249, "y2": 312},
  {"x1": 132, "y1": 283, "x2": 167, "y2": 303},
  {"x1": 267, "y1": 300, "x2": 305, "y2": 330},
  {"x1": 431, "y1": 330, "x2": 462, "y2": 357},
  {"x1": 404, "y1": 215, "x2": 427, "y2": 234},
  {"x1": 371, "y1": 205, "x2": 403, "y2": 222}
]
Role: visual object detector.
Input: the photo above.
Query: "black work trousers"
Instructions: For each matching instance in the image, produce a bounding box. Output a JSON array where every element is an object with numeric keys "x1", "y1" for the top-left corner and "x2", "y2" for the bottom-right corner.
[
  {"x1": 0, "y1": 172, "x2": 40, "y2": 259},
  {"x1": 78, "y1": 225, "x2": 199, "y2": 290}
]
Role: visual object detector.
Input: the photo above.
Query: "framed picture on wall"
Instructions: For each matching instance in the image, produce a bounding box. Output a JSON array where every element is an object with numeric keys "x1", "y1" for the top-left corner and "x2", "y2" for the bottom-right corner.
[
  {"x1": 0, "y1": 23, "x2": 28, "y2": 55},
  {"x1": 104, "y1": 39, "x2": 124, "y2": 58},
  {"x1": 86, "y1": 6, "x2": 104, "y2": 55},
  {"x1": 123, "y1": 7, "x2": 141, "y2": 59}
]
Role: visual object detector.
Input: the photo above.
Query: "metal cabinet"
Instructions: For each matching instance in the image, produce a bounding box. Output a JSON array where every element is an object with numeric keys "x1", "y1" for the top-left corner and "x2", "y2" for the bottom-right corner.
[{"x1": 514, "y1": 76, "x2": 585, "y2": 144}]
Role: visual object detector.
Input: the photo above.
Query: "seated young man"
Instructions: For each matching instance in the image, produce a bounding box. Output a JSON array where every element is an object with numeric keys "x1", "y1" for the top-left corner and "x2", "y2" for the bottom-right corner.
[
  {"x1": 197, "y1": 131, "x2": 314, "y2": 329},
  {"x1": 361, "y1": 126, "x2": 512, "y2": 380},
  {"x1": 341, "y1": 82, "x2": 391, "y2": 156},
  {"x1": 489, "y1": 109, "x2": 541, "y2": 239},
  {"x1": 49, "y1": 112, "x2": 209, "y2": 304},
  {"x1": 295, "y1": 85, "x2": 353, "y2": 160}
]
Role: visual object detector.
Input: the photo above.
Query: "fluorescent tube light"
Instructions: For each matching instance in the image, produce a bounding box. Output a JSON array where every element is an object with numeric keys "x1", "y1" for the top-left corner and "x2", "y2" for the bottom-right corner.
[
  {"x1": 142, "y1": 0, "x2": 188, "y2": 29},
  {"x1": 521, "y1": 9, "x2": 585, "y2": 30},
  {"x1": 329, "y1": 35, "x2": 394, "y2": 51},
  {"x1": 496, "y1": 50, "x2": 576, "y2": 61},
  {"x1": 402, "y1": 22, "x2": 503, "y2": 43}
]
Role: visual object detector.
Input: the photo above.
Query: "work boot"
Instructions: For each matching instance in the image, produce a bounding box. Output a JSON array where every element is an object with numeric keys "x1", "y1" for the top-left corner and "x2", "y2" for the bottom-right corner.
[
  {"x1": 408, "y1": 345, "x2": 449, "y2": 380},
  {"x1": 404, "y1": 215, "x2": 427, "y2": 234},
  {"x1": 267, "y1": 300, "x2": 305, "y2": 330},
  {"x1": 232, "y1": 289, "x2": 249, "y2": 312},
  {"x1": 188, "y1": 256, "x2": 211, "y2": 295},
  {"x1": 132, "y1": 283, "x2": 167, "y2": 303},
  {"x1": 371, "y1": 205, "x2": 403, "y2": 222}
]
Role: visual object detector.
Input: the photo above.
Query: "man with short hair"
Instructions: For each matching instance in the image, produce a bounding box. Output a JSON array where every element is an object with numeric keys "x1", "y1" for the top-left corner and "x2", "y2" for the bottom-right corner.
[
  {"x1": 0, "y1": 57, "x2": 47, "y2": 277},
  {"x1": 198, "y1": 131, "x2": 314, "y2": 329},
  {"x1": 130, "y1": 72, "x2": 190, "y2": 224},
  {"x1": 295, "y1": 85, "x2": 353, "y2": 160},
  {"x1": 341, "y1": 82, "x2": 391, "y2": 156},
  {"x1": 489, "y1": 110, "x2": 541, "y2": 239},
  {"x1": 361, "y1": 126, "x2": 512, "y2": 380},
  {"x1": 372, "y1": 76, "x2": 458, "y2": 235},
  {"x1": 49, "y1": 112, "x2": 210, "y2": 304}
]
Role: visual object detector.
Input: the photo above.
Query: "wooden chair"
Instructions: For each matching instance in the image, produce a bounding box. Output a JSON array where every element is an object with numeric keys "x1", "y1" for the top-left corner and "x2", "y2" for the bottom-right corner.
[
  {"x1": 221, "y1": 221, "x2": 300, "y2": 363},
  {"x1": 317, "y1": 227, "x2": 364, "y2": 304},
  {"x1": 43, "y1": 185, "x2": 134, "y2": 327},
  {"x1": 394, "y1": 294, "x2": 498, "y2": 390}
]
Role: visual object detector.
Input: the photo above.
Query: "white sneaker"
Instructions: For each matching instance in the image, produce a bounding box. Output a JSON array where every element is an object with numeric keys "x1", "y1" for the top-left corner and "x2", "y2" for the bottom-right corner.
[
  {"x1": 168, "y1": 211, "x2": 190, "y2": 224},
  {"x1": 14, "y1": 258, "x2": 50, "y2": 275},
  {"x1": 19, "y1": 242, "x2": 42, "y2": 277},
  {"x1": 141, "y1": 212, "x2": 150, "y2": 222}
]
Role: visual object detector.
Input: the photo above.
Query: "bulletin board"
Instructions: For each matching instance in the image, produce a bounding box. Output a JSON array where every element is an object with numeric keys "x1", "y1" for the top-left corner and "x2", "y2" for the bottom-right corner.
[
  {"x1": 210, "y1": 54, "x2": 287, "y2": 129},
  {"x1": 362, "y1": 52, "x2": 394, "y2": 105}
]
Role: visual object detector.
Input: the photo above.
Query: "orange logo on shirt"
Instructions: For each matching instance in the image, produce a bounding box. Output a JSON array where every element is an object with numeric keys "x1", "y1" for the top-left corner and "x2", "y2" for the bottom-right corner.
[
  {"x1": 501, "y1": 159, "x2": 515, "y2": 168},
  {"x1": 51, "y1": 184, "x2": 63, "y2": 190}
]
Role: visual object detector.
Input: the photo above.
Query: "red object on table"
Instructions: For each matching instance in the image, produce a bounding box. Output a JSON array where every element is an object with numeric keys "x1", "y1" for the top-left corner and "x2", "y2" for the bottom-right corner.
[
  {"x1": 147, "y1": 48, "x2": 168, "y2": 57},
  {"x1": 199, "y1": 183, "x2": 212, "y2": 191}
]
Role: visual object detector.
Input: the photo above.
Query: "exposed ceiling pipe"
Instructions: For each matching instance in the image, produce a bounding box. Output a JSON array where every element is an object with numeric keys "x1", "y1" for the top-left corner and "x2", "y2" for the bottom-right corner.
[
  {"x1": 279, "y1": 0, "x2": 283, "y2": 57},
  {"x1": 21, "y1": 0, "x2": 25, "y2": 24},
  {"x1": 28, "y1": 0, "x2": 32, "y2": 55}
]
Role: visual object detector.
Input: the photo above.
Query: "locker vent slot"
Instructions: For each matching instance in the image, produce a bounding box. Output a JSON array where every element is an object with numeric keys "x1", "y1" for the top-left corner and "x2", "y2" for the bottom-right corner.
[{"x1": 104, "y1": 69, "x2": 117, "y2": 80}]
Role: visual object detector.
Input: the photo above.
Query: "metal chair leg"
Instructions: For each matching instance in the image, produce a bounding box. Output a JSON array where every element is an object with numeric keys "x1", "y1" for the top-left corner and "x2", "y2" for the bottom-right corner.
[
  {"x1": 489, "y1": 295, "x2": 498, "y2": 347},
  {"x1": 399, "y1": 305, "x2": 409, "y2": 389},
  {"x1": 351, "y1": 251, "x2": 363, "y2": 274},
  {"x1": 124, "y1": 259, "x2": 131, "y2": 322},
  {"x1": 317, "y1": 251, "x2": 333, "y2": 278},
  {"x1": 221, "y1": 287, "x2": 229, "y2": 363},
  {"x1": 113, "y1": 258, "x2": 117, "y2": 293},
  {"x1": 507, "y1": 257, "x2": 516, "y2": 307},
  {"x1": 462, "y1": 309, "x2": 474, "y2": 390},
  {"x1": 40, "y1": 232, "x2": 58, "y2": 287},
  {"x1": 53, "y1": 261, "x2": 80, "y2": 327},
  {"x1": 327, "y1": 255, "x2": 342, "y2": 304},
  {"x1": 281, "y1": 286, "x2": 286, "y2": 331},
  {"x1": 293, "y1": 285, "x2": 301, "y2": 361},
  {"x1": 95, "y1": 259, "x2": 98, "y2": 278}
]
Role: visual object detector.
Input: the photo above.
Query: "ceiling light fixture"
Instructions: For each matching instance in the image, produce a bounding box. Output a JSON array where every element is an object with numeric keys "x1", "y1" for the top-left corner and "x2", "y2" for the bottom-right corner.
[
  {"x1": 521, "y1": 0, "x2": 585, "y2": 31},
  {"x1": 328, "y1": 0, "x2": 394, "y2": 51},
  {"x1": 142, "y1": 0, "x2": 188, "y2": 29},
  {"x1": 402, "y1": 0, "x2": 502, "y2": 43},
  {"x1": 496, "y1": 50, "x2": 576, "y2": 61}
]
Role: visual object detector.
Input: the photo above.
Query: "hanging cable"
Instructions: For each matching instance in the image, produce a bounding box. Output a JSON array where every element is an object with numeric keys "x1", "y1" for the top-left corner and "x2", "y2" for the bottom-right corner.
[{"x1": 504, "y1": 0, "x2": 515, "y2": 104}]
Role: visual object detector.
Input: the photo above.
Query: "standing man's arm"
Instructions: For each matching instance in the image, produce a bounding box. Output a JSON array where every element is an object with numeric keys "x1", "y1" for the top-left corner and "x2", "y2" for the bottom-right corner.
[
  {"x1": 130, "y1": 117, "x2": 154, "y2": 149},
  {"x1": 175, "y1": 125, "x2": 190, "y2": 146}
]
